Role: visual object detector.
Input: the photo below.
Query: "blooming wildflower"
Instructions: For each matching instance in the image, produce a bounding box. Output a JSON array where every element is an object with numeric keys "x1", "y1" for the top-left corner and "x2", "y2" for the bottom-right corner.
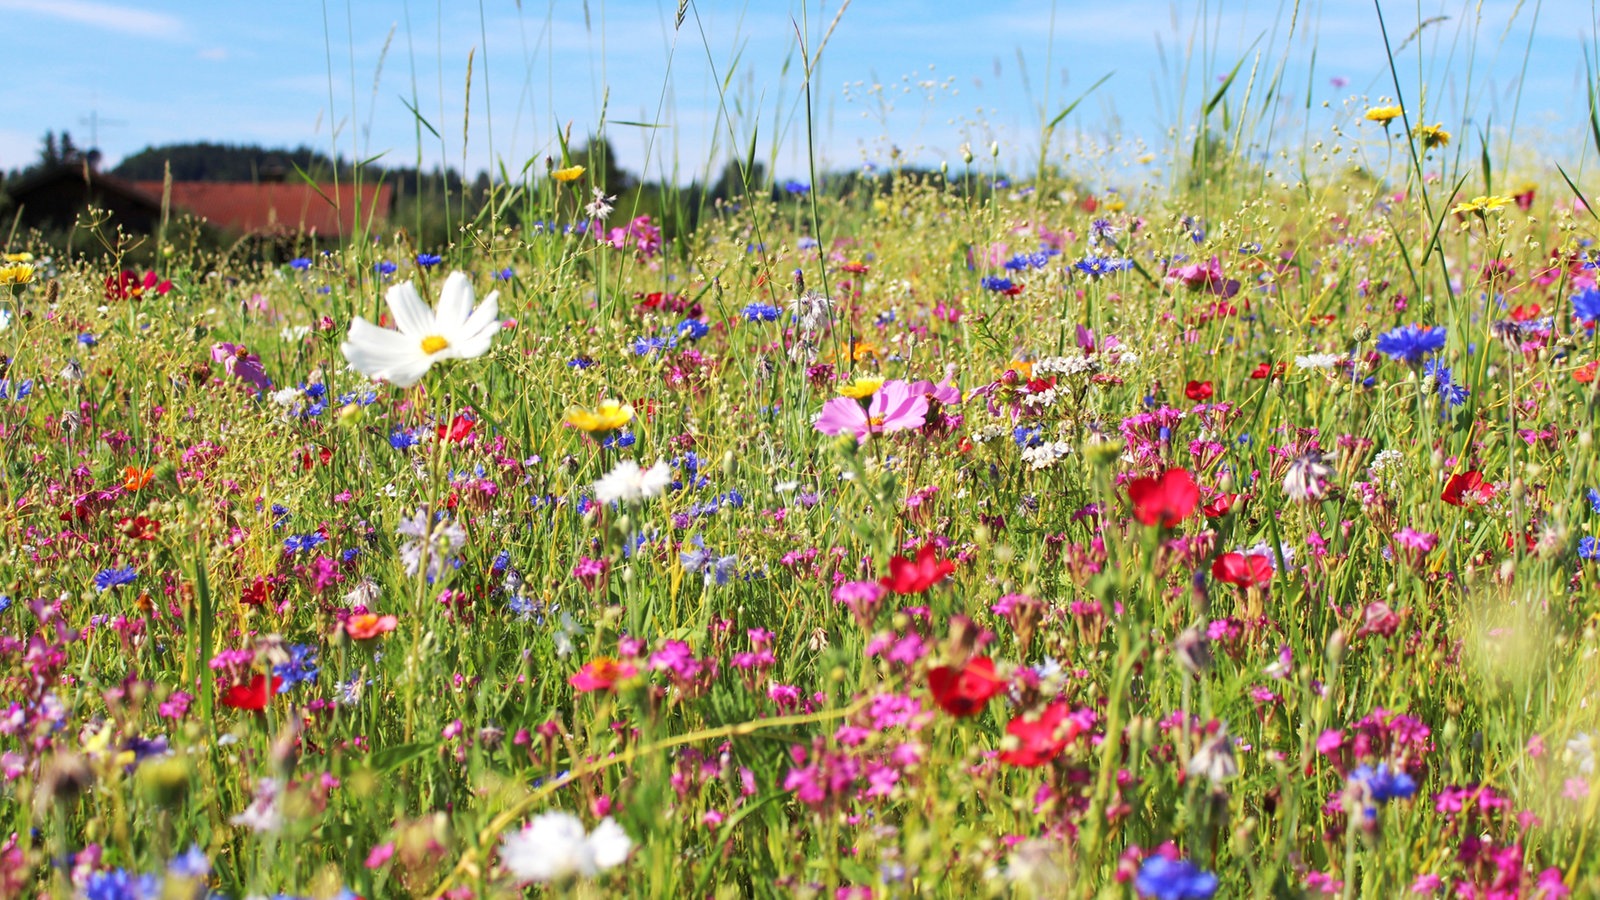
[
  {"x1": 677, "y1": 319, "x2": 709, "y2": 341},
  {"x1": 565, "y1": 399, "x2": 634, "y2": 433},
  {"x1": 1413, "y1": 122, "x2": 1450, "y2": 150},
  {"x1": 1211, "y1": 552, "x2": 1273, "y2": 588},
  {"x1": 1127, "y1": 468, "x2": 1200, "y2": 527},
  {"x1": 742, "y1": 302, "x2": 780, "y2": 322},
  {"x1": 1441, "y1": 470, "x2": 1495, "y2": 507},
  {"x1": 1375, "y1": 324, "x2": 1446, "y2": 363},
  {"x1": 980, "y1": 275, "x2": 1020, "y2": 294},
  {"x1": 341, "y1": 271, "x2": 500, "y2": 387},
  {"x1": 501, "y1": 811, "x2": 631, "y2": 882},
  {"x1": 289, "y1": 257, "x2": 312, "y2": 271},
  {"x1": 1135, "y1": 856, "x2": 1218, "y2": 900},
  {"x1": 1294, "y1": 353, "x2": 1342, "y2": 370},
  {"x1": 105, "y1": 269, "x2": 173, "y2": 300},
  {"x1": 1349, "y1": 762, "x2": 1417, "y2": 804},
  {"x1": 221, "y1": 674, "x2": 282, "y2": 711},
  {"x1": 879, "y1": 544, "x2": 956, "y2": 594},
  {"x1": 569, "y1": 657, "x2": 637, "y2": 692},
  {"x1": 783, "y1": 180, "x2": 810, "y2": 194},
  {"x1": 396, "y1": 509, "x2": 467, "y2": 582},
  {"x1": 374, "y1": 260, "x2": 398, "y2": 276},
  {"x1": 1073, "y1": 255, "x2": 1133, "y2": 278},
  {"x1": 1572, "y1": 288, "x2": 1600, "y2": 325},
  {"x1": 1450, "y1": 195, "x2": 1512, "y2": 217},
  {"x1": 0, "y1": 263, "x2": 34, "y2": 286},
  {"x1": 838, "y1": 377, "x2": 884, "y2": 399},
  {"x1": 1187, "y1": 729, "x2": 1239, "y2": 785},
  {"x1": 814, "y1": 379, "x2": 928, "y2": 441},
  {"x1": 345, "y1": 613, "x2": 398, "y2": 640},
  {"x1": 273, "y1": 644, "x2": 319, "y2": 693},
  {"x1": 1579, "y1": 537, "x2": 1600, "y2": 561},
  {"x1": 585, "y1": 188, "x2": 616, "y2": 220},
  {"x1": 552, "y1": 164, "x2": 586, "y2": 182},
  {"x1": 927, "y1": 656, "x2": 1005, "y2": 717},
  {"x1": 999, "y1": 701, "x2": 1081, "y2": 767},
  {"x1": 1282, "y1": 453, "x2": 1334, "y2": 502},
  {"x1": 1364, "y1": 105, "x2": 1403, "y2": 124},
  {"x1": 94, "y1": 567, "x2": 138, "y2": 592},
  {"x1": 593, "y1": 459, "x2": 673, "y2": 504}
]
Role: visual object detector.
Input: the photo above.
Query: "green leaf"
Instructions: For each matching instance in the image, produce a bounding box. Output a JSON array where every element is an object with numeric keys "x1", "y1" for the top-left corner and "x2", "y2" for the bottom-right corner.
[
  {"x1": 371, "y1": 742, "x2": 437, "y2": 774},
  {"x1": 1046, "y1": 70, "x2": 1115, "y2": 130}
]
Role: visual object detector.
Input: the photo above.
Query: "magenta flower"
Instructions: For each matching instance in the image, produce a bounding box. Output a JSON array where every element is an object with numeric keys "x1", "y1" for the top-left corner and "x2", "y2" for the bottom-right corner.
[{"x1": 814, "y1": 380, "x2": 929, "y2": 440}]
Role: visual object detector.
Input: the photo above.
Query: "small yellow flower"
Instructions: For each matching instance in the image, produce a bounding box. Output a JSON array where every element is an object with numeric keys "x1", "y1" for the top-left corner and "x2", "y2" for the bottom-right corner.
[
  {"x1": 1364, "y1": 105, "x2": 1403, "y2": 124},
  {"x1": 565, "y1": 399, "x2": 634, "y2": 433},
  {"x1": 1414, "y1": 123, "x2": 1451, "y2": 150},
  {"x1": 552, "y1": 165, "x2": 586, "y2": 183},
  {"x1": 1450, "y1": 195, "x2": 1513, "y2": 216},
  {"x1": 2, "y1": 252, "x2": 33, "y2": 263},
  {"x1": 838, "y1": 377, "x2": 884, "y2": 399},
  {"x1": 0, "y1": 263, "x2": 34, "y2": 287}
]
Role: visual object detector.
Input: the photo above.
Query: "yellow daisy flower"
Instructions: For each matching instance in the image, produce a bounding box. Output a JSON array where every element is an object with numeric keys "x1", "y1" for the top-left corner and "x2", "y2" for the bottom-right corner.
[
  {"x1": 838, "y1": 377, "x2": 884, "y2": 399},
  {"x1": 1414, "y1": 123, "x2": 1451, "y2": 150},
  {"x1": 565, "y1": 399, "x2": 634, "y2": 433},
  {"x1": 1449, "y1": 195, "x2": 1513, "y2": 216},
  {"x1": 1364, "y1": 105, "x2": 1403, "y2": 124},
  {"x1": 0, "y1": 263, "x2": 35, "y2": 287},
  {"x1": 552, "y1": 165, "x2": 586, "y2": 183}
]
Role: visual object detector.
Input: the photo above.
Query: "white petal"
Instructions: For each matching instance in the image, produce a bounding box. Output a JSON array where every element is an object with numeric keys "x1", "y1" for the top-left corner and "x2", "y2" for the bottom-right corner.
[
  {"x1": 588, "y1": 818, "x2": 632, "y2": 870},
  {"x1": 384, "y1": 281, "x2": 434, "y2": 337},
  {"x1": 342, "y1": 317, "x2": 433, "y2": 387},
  {"x1": 436, "y1": 271, "x2": 475, "y2": 329}
]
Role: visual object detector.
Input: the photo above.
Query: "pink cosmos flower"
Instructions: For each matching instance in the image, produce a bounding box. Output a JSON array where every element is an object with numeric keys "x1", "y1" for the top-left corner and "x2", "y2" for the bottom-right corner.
[{"x1": 814, "y1": 380, "x2": 928, "y2": 440}]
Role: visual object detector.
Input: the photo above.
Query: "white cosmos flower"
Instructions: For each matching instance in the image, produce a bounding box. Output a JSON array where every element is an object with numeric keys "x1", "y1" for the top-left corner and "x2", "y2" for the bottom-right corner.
[
  {"x1": 499, "y1": 812, "x2": 632, "y2": 882},
  {"x1": 340, "y1": 271, "x2": 500, "y2": 387},
  {"x1": 593, "y1": 459, "x2": 673, "y2": 504},
  {"x1": 1294, "y1": 353, "x2": 1342, "y2": 370}
]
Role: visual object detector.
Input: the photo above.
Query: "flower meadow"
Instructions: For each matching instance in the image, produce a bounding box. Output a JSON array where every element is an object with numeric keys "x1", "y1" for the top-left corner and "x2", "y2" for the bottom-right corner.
[{"x1": 12, "y1": 59, "x2": 1600, "y2": 900}]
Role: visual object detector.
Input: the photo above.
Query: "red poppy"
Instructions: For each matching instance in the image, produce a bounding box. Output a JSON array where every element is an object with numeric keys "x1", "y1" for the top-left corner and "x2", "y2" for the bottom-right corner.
[
  {"x1": 1249, "y1": 362, "x2": 1287, "y2": 380},
  {"x1": 998, "y1": 701, "x2": 1081, "y2": 767},
  {"x1": 1211, "y1": 552, "x2": 1274, "y2": 588},
  {"x1": 1441, "y1": 470, "x2": 1495, "y2": 507},
  {"x1": 1127, "y1": 468, "x2": 1200, "y2": 528},
  {"x1": 1510, "y1": 304, "x2": 1543, "y2": 322},
  {"x1": 105, "y1": 270, "x2": 173, "y2": 301},
  {"x1": 928, "y1": 656, "x2": 1005, "y2": 717},
  {"x1": 116, "y1": 515, "x2": 161, "y2": 540},
  {"x1": 436, "y1": 415, "x2": 475, "y2": 443},
  {"x1": 240, "y1": 576, "x2": 277, "y2": 607},
  {"x1": 569, "y1": 657, "x2": 637, "y2": 692},
  {"x1": 1184, "y1": 380, "x2": 1213, "y2": 401},
  {"x1": 297, "y1": 445, "x2": 334, "y2": 470},
  {"x1": 879, "y1": 544, "x2": 956, "y2": 594},
  {"x1": 221, "y1": 674, "x2": 282, "y2": 711},
  {"x1": 1575, "y1": 361, "x2": 1598, "y2": 384},
  {"x1": 1201, "y1": 493, "x2": 1243, "y2": 518}
]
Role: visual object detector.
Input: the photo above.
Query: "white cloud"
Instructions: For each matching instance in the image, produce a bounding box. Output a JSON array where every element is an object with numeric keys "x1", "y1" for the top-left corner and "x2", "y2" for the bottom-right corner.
[{"x1": 0, "y1": 0, "x2": 185, "y2": 39}]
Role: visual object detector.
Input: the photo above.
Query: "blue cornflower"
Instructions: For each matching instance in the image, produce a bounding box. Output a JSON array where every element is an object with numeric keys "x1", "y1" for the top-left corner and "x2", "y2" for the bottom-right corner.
[
  {"x1": 678, "y1": 319, "x2": 710, "y2": 341},
  {"x1": 1587, "y1": 488, "x2": 1600, "y2": 513},
  {"x1": 78, "y1": 332, "x2": 98, "y2": 347},
  {"x1": 1580, "y1": 536, "x2": 1600, "y2": 560},
  {"x1": 375, "y1": 260, "x2": 397, "y2": 276},
  {"x1": 270, "y1": 503, "x2": 291, "y2": 527},
  {"x1": 94, "y1": 567, "x2": 138, "y2": 592},
  {"x1": 1423, "y1": 360, "x2": 1469, "y2": 407},
  {"x1": 783, "y1": 180, "x2": 810, "y2": 194},
  {"x1": 1135, "y1": 856, "x2": 1218, "y2": 900},
  {"x1": 341, "y1": 548, "x2": 359, "y2": 562},
  {"x1": 1088, "y1": 218, "x2": 1115, "y2": 244},
  {"x1": 1375, "y1": 324, "x2": 1447, "y2": 364},
  {"x1": 601, "y1": 430, "x2": 636, "y2": 449},
  {"x1": 494, "y1": 266, "x2": 515, "y2": 280},
  {"x1": 167, "y1": 845, "x2": 211, "y2": 879},
  {"x1": 797, "y1": 236, "x2": 819, "y2": 250},
  {"x1": 493, "y1": 549, "x2": 511, "y2": 572},
  {"x1": 632, "y1": 335, "x2": 675, "y2": 356},
  {"x1": 284, "y1": 533, "x2": 326, "y2": 554},
  {"x1": 1074, "y1": 256, "x2": 1132, "y2": 279},
  {"x1": 1349, "y1": 762, "x2": 1417, "y2": 804},
  {"x1": 742, "y1": 302, "x2": 781, "y2": 322},
  {"x1": 1180, "y1": 215, "x2": 1207, "y2": 243},
  {"x1": 416, "y1": 253, "x2": 443, "y2": 268},
  {"x1": 1012, "y1": 425, "x2": 1044, "y2": 448},
  {"x1": 980, "y1": 275, "x2": 1017, "y2": 293},
  {"x1": 0, "y1": 595, "x2": 10, "y2": 613},
  {"x1": 274, "y1": 644, "x2": 319, "y2": 693},
  {"x1": 389, "y1": 427, "x2": 419, "y2": 450},
  {"x1": 0, "y1": 378, "x2": 33, "y2": 401},
  {"x1": 83, "y1": 869, "x2": 160, "y2": 900},
  {"x1": 1573, "y1": 287, "x2": 1600, "y2": 325},
  {"x1": 289, "y1": 257, "x2": 312, "y2": 271},
  {"x1": 1003, "y1": 250, "x2": 1054, "y2": 271},
  {"x1": 567, "y1": 356, "x2": 595, "y2": 369},
  {"x1": 317, "y1": 286, "x2": 332, "y2": 295}
]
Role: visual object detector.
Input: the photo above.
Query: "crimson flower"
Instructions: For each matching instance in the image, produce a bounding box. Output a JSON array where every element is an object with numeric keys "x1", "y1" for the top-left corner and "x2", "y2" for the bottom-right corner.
[
  {"x1": 117, "y1": 515, "x2": 161, "y2": 540},
  {"x1": 221, "y1": 674, "x2": 282, "y2": 711},
  {"x1": 105, "y1": 270, "x2": 172, "y2": 301},
  {"x1": 879, "y1": 544, "x2": 956, "y2": 594},
  {"x1": 1201, "y1": 493, "x2": 1244, "y2": 518},
  {"x1": 436, "y1": 415, "x2": 475, "y2": 443},
  {"x1": 1127, "y1": 469, "x2": 1200, "y2": 528},
  {"x1": 1184, "y1": 380, "x2": 1213, "y2": 401},
  {"x1": 1211, "y1": 552, "x2": 1274, "y2": 588},
  {"x1": 1441, "y1": 471, "x2": 1495, "y2": 507},
  {"x1": 928, "y1": 656, "x2": 1005, "y2": 717},
  {"x1": 998, "y1": 701, "x2": 1082, "y2": 767},
  {"x1": 1250, "y1": 362, "x2": 1287, "y2": 380},
  {"x1": 569, "y1": 657, "x2": 637, "y2": 692}
]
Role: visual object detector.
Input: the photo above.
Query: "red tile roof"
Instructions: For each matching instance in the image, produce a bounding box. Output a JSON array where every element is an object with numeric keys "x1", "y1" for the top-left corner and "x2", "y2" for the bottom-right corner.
[{"x1": 129, "y1": 181, "x2": 392, "y2": 235}]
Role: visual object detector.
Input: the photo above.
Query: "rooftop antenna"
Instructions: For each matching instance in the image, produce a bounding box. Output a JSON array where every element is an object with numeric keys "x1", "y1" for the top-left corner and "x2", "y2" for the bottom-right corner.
[{"x1": 79, "y1": 94, "x2": 126, "y2": 151}]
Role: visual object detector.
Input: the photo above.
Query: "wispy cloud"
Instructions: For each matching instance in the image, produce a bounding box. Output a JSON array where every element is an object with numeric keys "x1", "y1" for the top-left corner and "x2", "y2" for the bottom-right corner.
[{"x1": 0, "y1": 0, "x2": 185, "y2": 39}]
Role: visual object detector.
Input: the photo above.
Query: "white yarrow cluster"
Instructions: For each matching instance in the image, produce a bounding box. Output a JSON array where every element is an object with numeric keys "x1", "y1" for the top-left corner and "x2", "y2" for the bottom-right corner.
[
  {"x1": 1020, "y1": 440, "x2": 1074, "y2": 470},
  {"x1": 499, "y1": 811, "x2": 632, "y2": 883},
  {"x1": 1294, "y1": 353, "x2": 1342, "y2": 370},
  {"x1": 594, "y1": 459, "x2": 673, "y2": 504},
  {"x1": 1032, "y1": 354, "x2": 1101, "y2": 379}
]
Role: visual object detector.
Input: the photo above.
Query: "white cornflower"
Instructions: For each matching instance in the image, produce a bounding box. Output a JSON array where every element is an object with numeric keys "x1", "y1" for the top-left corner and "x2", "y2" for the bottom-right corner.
[
  {"x1": 593, "y1": 459, "x2": 672, "y2": 504},
  {"x1": 340, "y1": 271, "x2": 500, "y2": 388},
  {"x1": 396, "y1": 509, "x2": 467, "y2": 581},
  {"x1": 585, "y1": 188, "x2": 616, "y2": 222},
  {"x1": 499, "y1": 811, "x2": 632, "y2": 882},
  {"x1": 1294, "y1": 353, "x2": 1342, "y2": 370},
  {"x1": 1283, "y1": 453, "x2": 1335, "y2": 502},
  {"x1": 1187, "y1": 729, "x2": 1239, "y2": 786},
  {"x1": 787, "y1": 290, "x2": 834, "y2": 333}
]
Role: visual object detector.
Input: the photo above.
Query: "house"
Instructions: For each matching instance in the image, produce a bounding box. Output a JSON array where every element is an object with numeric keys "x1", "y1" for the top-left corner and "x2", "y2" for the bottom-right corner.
[
  {"x1": 129, "y1": 180, "x2": 393, "y2": 237},
  {"x1": 3, "y1": 160, "x2": 164, "y2": 235}
]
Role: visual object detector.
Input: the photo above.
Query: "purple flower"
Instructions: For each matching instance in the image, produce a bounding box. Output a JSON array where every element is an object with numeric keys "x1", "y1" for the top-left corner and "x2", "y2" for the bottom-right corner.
[{"x1": 814, "y1": 380, "x2": 929, "y2": 441}]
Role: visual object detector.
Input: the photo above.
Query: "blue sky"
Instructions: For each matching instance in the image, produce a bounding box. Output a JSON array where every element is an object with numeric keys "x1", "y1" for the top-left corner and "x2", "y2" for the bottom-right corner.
[{"x1": 2, "y1": 0, "x2": 1597, "y2": 184}]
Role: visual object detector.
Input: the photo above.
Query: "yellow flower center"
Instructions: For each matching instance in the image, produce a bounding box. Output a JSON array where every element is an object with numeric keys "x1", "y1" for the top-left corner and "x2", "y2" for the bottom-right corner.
[
  {"x1": 421, "y1": 335, "x2": 450, "y2": 355},
  {"x1": 868, "y1": 415, "x2": 886, "y2": 427}
]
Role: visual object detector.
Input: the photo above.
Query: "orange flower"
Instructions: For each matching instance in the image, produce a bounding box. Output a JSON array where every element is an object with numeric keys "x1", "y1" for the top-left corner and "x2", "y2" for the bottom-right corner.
[
  {"x1": 123, "y1": 466, "x2": 154, "y2": 491},
  {"x1": 345, "y1": 613, "x2": 398, "y2": 640},
  {"x1": 1575, "y1": 361, "x2": 1598, "y2": 384},
  {"x1": 569, "y1": 657, "x2": 637, "y2": 692}
]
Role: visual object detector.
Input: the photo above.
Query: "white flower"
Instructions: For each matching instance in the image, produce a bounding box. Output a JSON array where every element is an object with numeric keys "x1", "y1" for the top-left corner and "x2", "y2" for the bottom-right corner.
[
  {"x1": 340, "y1": 271, "x2": 500, "y2": 387},
  {"x1": 1567, "y1": 733, "x2": 1596, "y2": 775},
  {"x1": 499, "y1": 812, "x2": 632, "y2": 882},
  {"x1": 396, "y1": 509, "x2": 467, "y2": 581},
  {"x1": 1294, "y1": 353, "x2": 1342, "y2": 370},
  {"x1": 593, "y1": 459, "x2": 672, "y2": 504},
  {"x1": 1282, "y1": 453, "x2": 1334, "y2": 502},
  {"x1": 585, "y1": 188, "x2": 616, "y2": 221},
  {"x1": 230, "y1": 778, "x2": 284, "y2": 833}
]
